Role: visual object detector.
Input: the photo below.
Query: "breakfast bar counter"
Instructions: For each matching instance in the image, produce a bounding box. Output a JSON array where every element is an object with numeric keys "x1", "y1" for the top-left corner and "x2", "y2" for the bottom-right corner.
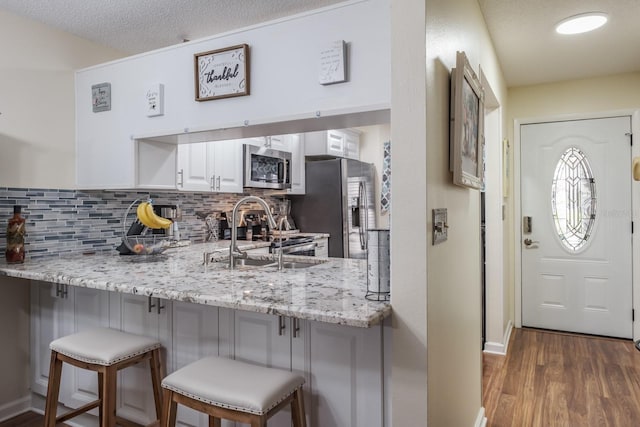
[{"x1": 0, "y1": 240, "x2": 391, "y2": 328}]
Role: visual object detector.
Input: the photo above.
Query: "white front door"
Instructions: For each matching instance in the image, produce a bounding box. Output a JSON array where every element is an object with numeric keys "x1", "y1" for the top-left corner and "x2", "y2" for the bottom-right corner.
[{"x1": 521, "y1": 117, "x2": 633, "y2": 338}]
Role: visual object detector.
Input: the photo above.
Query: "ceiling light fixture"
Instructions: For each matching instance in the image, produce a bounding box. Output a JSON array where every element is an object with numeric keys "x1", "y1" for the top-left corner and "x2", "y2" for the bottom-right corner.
[{"x1": 555, "y1": 12, "x2": 608, "y2": 35}]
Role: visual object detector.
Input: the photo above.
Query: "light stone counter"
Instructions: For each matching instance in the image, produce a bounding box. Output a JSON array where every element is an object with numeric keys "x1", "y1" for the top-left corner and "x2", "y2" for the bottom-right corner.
[{"x1": 0, "y1": 239, "x2": 391, "y2": 328}]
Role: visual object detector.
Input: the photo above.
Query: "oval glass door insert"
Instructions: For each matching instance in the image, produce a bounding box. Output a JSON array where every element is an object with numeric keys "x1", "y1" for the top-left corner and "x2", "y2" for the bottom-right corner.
[{"x1": 551, "y1": 146, "x2": 597, "y2": 251}]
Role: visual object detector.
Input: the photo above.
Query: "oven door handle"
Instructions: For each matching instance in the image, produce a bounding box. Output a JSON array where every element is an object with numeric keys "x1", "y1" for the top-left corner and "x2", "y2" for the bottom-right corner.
[{"x1": 281, "y1": 242, "x2": 317, "y2": 255}]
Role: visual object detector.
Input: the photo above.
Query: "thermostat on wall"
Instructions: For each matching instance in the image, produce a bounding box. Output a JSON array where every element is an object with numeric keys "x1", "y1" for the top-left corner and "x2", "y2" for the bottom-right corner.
[
  {"x1": 91, "y1": 82, "x2": 111, "y2": 113},
  {"x1": 145, "y1": 83, "x2": 164, "y2": 117}
]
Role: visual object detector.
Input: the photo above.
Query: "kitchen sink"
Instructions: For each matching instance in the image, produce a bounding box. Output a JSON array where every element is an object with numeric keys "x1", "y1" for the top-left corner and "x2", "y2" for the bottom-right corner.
[
  {"x1": 234, "y1": 258, "x2": 277, "y2": 267},
  {"x1": 204, "y1": 252, "x2": 327, "y2": 270},
  {"x1": 279, "y1": 260, "x2": 324, "y2": 269}
]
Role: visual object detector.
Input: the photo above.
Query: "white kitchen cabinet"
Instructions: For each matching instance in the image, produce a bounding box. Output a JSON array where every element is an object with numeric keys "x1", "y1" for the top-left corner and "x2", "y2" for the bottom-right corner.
[
  {"x1": 217, "y1": 309, "x2": 308, "y2": 427},
  {"x1": 286, "y1": 133, "x2": 305, "y2": 195},
  {"x1": 30, "y1": 283, "x2": 110, "y2": 416},
  {"x1": 171, "y1": 301, "x2": 220, "y2": 427},
  {"x1": 31, "y1": 289, "x2": 386, "y2": 427},
  {"x1": 307, "y1": 321, "x2": 384, "y2": 427},
  {"x1": 243, "y1": 135, "x2": 288, "y2": 152},
  {"x1": 109, "y1": 293, "x2": 171, "y2": 426},
  {"x1": 30, "y1": 281, "x2": 74, "y2": 397},
  {"x1": 177, "y1": 140, "x2": 243, "y2": 193},
  {"x1": 304, "y1": 129, "x2": 361, "y2": 160}
]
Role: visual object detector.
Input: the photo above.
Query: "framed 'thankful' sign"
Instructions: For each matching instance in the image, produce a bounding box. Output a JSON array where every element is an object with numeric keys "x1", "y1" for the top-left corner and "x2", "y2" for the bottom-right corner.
[{"x1": 194, "y1": 44, "x2": 250, "y2": 102}]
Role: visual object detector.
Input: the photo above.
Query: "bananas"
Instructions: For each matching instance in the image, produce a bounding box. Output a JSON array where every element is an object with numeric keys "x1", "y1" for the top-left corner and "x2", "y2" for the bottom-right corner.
[{"x1": 136, "y1": 201, "x2": 172, "y2": 229}]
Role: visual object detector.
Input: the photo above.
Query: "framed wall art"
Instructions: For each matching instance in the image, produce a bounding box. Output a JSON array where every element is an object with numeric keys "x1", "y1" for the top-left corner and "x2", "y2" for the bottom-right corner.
[
  {"x1": 449, "y1": 50, "x2": 485, "y2": 190},
  {"x1": 194, "y1": 44, "x2": 249, "y2": 101}
]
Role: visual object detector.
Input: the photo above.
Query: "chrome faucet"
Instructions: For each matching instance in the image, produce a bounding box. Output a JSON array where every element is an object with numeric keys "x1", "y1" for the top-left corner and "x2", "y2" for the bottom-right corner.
[{"x1": 229, "y1": 196, "x2": 281, "y2": 270}]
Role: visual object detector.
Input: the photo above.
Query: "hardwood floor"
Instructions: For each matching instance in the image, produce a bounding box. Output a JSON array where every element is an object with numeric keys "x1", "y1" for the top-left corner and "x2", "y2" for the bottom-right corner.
[{"x1": 484, "y1": 328, "x2": 640, "y2": 427}]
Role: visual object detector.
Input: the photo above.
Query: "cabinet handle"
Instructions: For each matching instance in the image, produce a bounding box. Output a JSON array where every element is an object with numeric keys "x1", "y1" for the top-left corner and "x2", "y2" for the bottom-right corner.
[
  {"x1": 216, "y1": 176, "x2": 221, "y2": 191},
  {"x1": 278, "y1": 316, "x2": 286, "y2": 336},
  {"x1": 177, "y1": 169, "x2": 184, "y2": 187},
  {"x1": 148, "y1": 296, "x2": 165, "y2": 314},
  {"x1": 55, "y1": 284, "x2": 68, "y2": 299},
  {"x1": 210, "y1": 176, "x2": 215, "y2": 191},
  {"x1": 293, "y1": 318, "x2": 300, "y2": 338},
  {"x1": 265, "y1": 136, "x2": 271, "y2": 148}
]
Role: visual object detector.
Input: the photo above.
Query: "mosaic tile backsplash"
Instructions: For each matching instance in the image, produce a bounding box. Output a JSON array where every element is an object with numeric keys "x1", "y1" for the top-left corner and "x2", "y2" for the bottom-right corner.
[{"x1": 0, "y1": 188, "x2": 288, "y2": 260}]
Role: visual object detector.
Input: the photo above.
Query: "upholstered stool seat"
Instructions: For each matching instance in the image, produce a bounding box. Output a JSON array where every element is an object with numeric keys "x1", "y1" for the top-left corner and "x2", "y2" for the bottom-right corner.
[
  {"x1": 161, "y1": 356, "x2": 306, "y2": 427},
  {"x1": 44, "y1": 327, "x2": 164, "y2": 427}
]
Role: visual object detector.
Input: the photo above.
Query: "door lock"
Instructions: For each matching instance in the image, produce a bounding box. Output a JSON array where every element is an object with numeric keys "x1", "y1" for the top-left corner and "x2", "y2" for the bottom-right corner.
[{"x1": 523, "y1": 238, "x2": 539, "y2": 247}]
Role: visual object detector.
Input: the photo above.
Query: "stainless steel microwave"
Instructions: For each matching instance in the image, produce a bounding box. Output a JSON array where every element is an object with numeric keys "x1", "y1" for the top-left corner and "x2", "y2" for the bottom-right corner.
[{"x1": 243, "y1": 144, "x2": 292, "y2": 190}]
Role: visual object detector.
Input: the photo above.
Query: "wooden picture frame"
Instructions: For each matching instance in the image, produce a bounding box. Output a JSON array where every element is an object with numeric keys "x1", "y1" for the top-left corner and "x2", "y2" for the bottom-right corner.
[
  {"x1": 194, "y1": 44, "x2": 250, "y2": 101},
  {"x1": 450, "y1": 51, "x2": 485, "y2": 190}
]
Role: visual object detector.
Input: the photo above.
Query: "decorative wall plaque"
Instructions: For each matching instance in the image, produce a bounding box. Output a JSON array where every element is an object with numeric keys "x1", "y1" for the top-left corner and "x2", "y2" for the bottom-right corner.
[
  {"x1": 92, "y1": 82, "x2": 111, "y2": 113},
  {"x1": 146, "y1": 83, "x2": 164, "y2": 117},
  {"x1": 194, "y1": 44, "x2": 249, "y2": 101},
  {"x1": 319, "y1": 40, "x2": 347, "y2": 85}
]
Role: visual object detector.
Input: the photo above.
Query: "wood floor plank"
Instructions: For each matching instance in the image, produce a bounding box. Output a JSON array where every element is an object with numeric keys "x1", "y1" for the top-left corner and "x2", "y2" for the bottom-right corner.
[{"x1": 484, "y1": 328, "x2": 640, "y2": 427}]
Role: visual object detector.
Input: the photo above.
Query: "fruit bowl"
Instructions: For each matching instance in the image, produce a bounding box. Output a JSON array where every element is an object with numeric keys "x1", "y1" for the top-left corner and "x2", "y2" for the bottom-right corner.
[
  {"x1": 122, "y1": 234, "x2": 171, "y2": 255},
  {"x1": 119, "y1": 199, "x2": 173, "y2": 256}
]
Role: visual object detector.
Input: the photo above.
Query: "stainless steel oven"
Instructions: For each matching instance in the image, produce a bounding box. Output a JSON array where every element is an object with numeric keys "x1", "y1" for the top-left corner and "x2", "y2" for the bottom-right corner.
[
  {"x1": 270, "y1": 236, "x2": 317, "y2": 256},
  {"x1": 243, "y1": 144, "x2": 291, "y2": 190}
]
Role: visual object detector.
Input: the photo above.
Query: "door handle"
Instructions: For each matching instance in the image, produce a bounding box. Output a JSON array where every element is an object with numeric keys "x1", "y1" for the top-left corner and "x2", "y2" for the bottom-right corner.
[{"x1": 523, "y1": 238, "x2": 539, "y2": 248}]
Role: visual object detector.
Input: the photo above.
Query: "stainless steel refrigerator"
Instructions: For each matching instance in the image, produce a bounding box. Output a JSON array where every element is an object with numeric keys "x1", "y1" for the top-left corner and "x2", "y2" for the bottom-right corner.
[{"x1": 290, "y1": 158, "x2": 376, "y2": 258}]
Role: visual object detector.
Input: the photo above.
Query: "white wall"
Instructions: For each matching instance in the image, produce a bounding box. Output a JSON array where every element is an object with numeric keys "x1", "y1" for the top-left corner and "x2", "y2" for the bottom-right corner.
[
  {"x1": 390, "y1": 0, "x2": 428, "y2": 424},
  {"x1": 0, "y1": 9, "x2": 125, "y2": 189},
  {"x1": 424, "y1": 0, "x2": 507, "y2": 425},
  {"x1": 0, "y1": 8, "x2": 124, "y2": 416}
]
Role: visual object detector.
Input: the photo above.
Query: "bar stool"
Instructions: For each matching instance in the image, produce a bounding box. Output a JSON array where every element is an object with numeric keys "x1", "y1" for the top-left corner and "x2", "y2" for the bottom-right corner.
[
  {"x1": 161, "y1": 356, "x2": 306, "y2": 427},
  {"x1": 44, "y1": 327, "x2": 164, "y2": 427}
]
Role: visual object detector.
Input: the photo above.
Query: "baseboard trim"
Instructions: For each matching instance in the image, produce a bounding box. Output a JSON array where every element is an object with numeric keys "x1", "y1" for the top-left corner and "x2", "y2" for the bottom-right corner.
[
  {"x1": 475, "y1": 406, "x2": 487, "y2": 427},
  {"x1": 483, "y1": 320, "x2": 514, "y2": 355},
  {"x1": 0, "y1": 396, "x2": 31, "y2": 423}
]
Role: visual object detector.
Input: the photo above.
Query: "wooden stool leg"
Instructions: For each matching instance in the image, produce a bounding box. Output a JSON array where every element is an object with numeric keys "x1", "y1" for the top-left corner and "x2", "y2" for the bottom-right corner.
[
  {"x1": 291, "y1": 388, "x2": 307, "y2": 427},
  {"x1": 98, "y1": 371, "x2": 104, "y2": 422},
  {"x1": 101, "y1": 366, "x2": 117, "y2": 427},
  {"x1": 44, "y1": 351, "x2": 63, "y2": 427},
  {"x1": 250, "y1": 416, "x2": 267, "y2": 427},
  {"x1": 209, "y1": 416, "x2": 221, "y2": 427},
  {"x1": 162, "y1": 389, "x2": 178, "y2": 427},
  {"x1": 149, "y1": 348, "x2": 164, "y2": 421}
]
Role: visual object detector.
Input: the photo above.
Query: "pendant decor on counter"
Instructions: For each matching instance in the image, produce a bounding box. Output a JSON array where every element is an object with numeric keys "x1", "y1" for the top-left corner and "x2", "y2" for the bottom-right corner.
[
  {"x1": 194, "y1": 44, "x2": 250, "y2": 101},
  {"x1": 381, "y1": 140, "x2": 391, "y2": 214},
  {"x1": 5, "y1": 205, "x2": 26, "y2": 263},
  {"x1": 366, "y1": 229, "x2": 390, "y2": 301}
]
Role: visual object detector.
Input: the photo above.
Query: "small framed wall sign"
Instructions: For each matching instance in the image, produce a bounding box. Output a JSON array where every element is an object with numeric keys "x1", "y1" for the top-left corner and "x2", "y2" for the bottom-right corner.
[
  {"x1": 92, "y1": 82, "x2": 111, "y2": 112},
  {"x1": 194, "y1": 44, "x2": 250, "y2": 101},
  {"x1": 145, "y1": 83, "x2": 164, "y2": 117},
  {"x1": 319, "y1": 40, "x2": 347, "y2": 85}
]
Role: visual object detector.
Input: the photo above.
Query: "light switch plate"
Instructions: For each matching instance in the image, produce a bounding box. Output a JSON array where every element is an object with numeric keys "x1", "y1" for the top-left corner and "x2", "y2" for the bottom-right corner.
[
  {"x1": 432, "y1": 208, "x2": 448, "y2": 245},
  {"x1": 145, "y1": 83, "x2": 164, "y2": 117}
]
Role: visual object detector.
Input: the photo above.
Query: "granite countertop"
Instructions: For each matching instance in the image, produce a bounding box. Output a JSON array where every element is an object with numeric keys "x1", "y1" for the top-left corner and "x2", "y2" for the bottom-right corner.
[{"x1": 0, "y1": 237, "x2": 391, "y2": 328}]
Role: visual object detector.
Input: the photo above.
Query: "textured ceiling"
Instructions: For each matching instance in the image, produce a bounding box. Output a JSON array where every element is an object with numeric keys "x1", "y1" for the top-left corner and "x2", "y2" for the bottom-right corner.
[
  {"x1": 0, "y1": 0, "x2": 344, "y2": 54},
  {"x1": 0, "y1": 0, "x2": 638, "y2": 87},
  {"x1": 479, "y1": 0, "x2": 640, "y2": 86}
]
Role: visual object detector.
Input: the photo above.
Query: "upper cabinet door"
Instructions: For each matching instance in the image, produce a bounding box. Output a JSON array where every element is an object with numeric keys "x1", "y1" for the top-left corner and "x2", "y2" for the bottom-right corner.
[
  {"x1": 177, "y1": 142, "x2": 215, "y2": 191},
  {"x1": 212, "y1": 140, "x2": 244, "y2": 193}
]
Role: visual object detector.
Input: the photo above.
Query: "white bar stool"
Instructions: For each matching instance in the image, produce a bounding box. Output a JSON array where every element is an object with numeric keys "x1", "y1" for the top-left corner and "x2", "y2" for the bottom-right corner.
[
  {"x1": 44, "y1": 327, "x2": 164, "y2": 427},
  {"x1": 161, "y1": 356, "x2": 306, "y2": 427}
]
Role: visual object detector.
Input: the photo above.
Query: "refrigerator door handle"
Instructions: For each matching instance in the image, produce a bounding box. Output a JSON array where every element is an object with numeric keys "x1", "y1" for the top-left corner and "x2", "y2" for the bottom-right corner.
[{"x1": 359, "y1": 181, "x2": 368, "y2": 250}]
